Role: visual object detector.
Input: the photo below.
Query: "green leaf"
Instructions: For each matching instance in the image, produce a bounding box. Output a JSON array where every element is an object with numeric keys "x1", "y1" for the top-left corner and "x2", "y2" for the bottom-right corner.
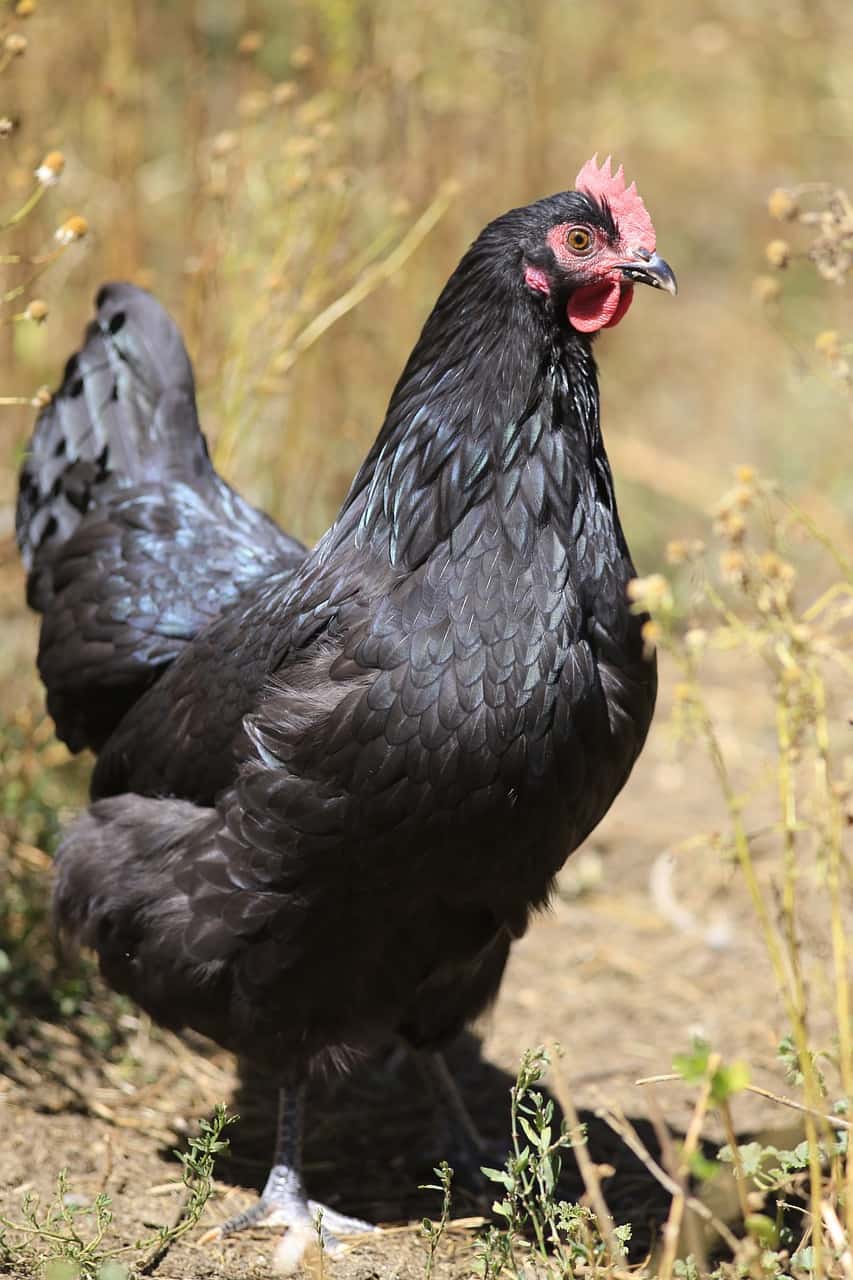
[
  {"x1": 687, "y1": 1149, "x2": 719, "y2": 1180},
  {"x1": 673, "y1": 1038, "x2": 712, "y2": 1083},
  {"x1": 776, "y1": 1142, "x2": 810, "y2": 1172},
  {"x1": 542, "y1": 1158, "x2": 555, "y2": 1194},
  {"x1": 719, "y1": 1140, "x2": 768, "y2": 1176},
  {"x1": 43, "y1": 1263, "x2": 79, "y2": 1280},
  {"x1": 97, "y1": 1264, "x2": 130, "y2": 1280},
  {"x1": 745, "y1": 1214, "x2": 779, "y2": 1247},
  {"x1": 519, "y1": 1117, "x2": 542, "y2": 1149},
  {"x1": 710, "y1": 1060, "x2": 750, "y2": 1102}
]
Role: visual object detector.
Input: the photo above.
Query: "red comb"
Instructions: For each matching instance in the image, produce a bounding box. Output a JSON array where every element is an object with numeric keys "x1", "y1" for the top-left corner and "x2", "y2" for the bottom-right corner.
[{"x1": 575, "y1": 154, "x2": 656, "y2": 252}]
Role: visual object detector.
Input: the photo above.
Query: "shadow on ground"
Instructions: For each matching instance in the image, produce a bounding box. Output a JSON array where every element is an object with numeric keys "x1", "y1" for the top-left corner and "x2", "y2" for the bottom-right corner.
[{"x1": 183, "y1": 1032, "x2": 675, "y2": 1260}]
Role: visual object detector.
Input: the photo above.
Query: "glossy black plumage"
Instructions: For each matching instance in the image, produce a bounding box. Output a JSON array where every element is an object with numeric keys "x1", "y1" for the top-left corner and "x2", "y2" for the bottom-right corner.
[
  {"x1": 18, "y1": 189, "x2": 658, "y2": 1082},
  {"x1": 17, "y1": 283, "x2": 305, "y2": 753}
]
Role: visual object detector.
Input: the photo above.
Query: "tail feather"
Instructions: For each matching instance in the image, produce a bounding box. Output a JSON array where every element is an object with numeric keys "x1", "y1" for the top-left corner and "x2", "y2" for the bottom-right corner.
[
  {"x1": 16, "y1": 284, "x2": 306, "y2": 753},
  {"x1": 17, "y1": 283, "x2": 208, "y2": 588}
]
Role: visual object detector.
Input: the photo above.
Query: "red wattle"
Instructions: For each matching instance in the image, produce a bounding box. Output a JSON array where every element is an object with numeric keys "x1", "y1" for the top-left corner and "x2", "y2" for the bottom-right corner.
[
  {"x1": 603, "y1": 283, "x2": 634, "y2": 328},
  {"x1": 567, "y1": 281, "x2": 634, "y2": 333}
]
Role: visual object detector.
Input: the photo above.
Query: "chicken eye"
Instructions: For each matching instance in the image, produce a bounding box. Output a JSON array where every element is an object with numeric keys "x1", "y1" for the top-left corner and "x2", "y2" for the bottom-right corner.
[{"x1": 566, "y1": 226, "x2": 593, "y2": 254}]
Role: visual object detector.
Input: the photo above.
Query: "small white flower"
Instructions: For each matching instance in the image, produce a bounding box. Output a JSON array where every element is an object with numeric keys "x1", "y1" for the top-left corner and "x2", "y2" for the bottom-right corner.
[
  {"x1": 36, "y1": 165, "x2": 56, "y2": 186},
  {"x1": 55, "y1": 214, "x2": 87, "y2": 244},
  {"x1": 36, "y1": 151, "x2": 65, "y2": 186}
]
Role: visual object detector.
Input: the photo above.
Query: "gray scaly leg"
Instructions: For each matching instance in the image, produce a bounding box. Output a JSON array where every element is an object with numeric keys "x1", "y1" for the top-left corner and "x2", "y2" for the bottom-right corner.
[{"x1": 209, "y1": 1084, "x2": 374, "y2": 1254}]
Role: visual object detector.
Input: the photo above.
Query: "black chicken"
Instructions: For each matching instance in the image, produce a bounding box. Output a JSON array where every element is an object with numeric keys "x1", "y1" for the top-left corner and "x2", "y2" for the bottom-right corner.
[{"x1": 16, "y1": 155, "x2": 675, "y2": 1254}]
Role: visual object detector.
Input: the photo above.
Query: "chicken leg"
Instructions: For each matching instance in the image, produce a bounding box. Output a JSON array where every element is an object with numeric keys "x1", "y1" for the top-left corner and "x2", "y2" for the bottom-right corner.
[
  {"x1": 417, "y1": 1050, "x2": 491, "y2": 1187},
  {"x1": 210, "y1": 1083, "x2": 374, "y2": 1251}
]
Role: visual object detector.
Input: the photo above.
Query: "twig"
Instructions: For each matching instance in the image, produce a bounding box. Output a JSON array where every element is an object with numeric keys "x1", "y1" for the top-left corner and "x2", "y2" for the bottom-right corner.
[
  {"x1": 644, "y1": 1087, "x2": 708, "y2": 1273},
  {"x1": 659, "y1": 1055, "x2": 716, "y2": 1280},
  {"x1": 549, "y1": 1050, "x2": 626, "y2": 1264},
  {"x1": 822, "y1": 1201, "x2": 853, "y2": 1280},
  {"x1": 634, "y1": 1074, "x2": 853, "y2": 1133},
  {"x1": 719, "y1": 1096, "x2": 751, "y2": 1225},
  {"x1": 595, "y1": 1100, "x2": 741, "y2": 1256},
  {"x1": 270, "y1": 181, "x2": 459, "y2": 377}
]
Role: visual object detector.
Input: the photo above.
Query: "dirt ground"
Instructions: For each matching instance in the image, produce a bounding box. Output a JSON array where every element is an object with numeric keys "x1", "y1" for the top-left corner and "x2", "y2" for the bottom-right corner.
[{"x1": 0, "y1": 653, "x2": 837, "y2": 1278}]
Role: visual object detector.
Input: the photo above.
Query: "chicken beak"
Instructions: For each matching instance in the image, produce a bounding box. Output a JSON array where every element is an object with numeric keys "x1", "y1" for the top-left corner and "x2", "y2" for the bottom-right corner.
[{"x1": 618, "y1": 251, "x2": 678, "y2": 296}]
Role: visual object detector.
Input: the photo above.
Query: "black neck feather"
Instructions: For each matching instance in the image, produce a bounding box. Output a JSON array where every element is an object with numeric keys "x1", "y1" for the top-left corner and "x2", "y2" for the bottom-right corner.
[{"x1": 343, "y1": 232, "x2": 623, "y2": 570}]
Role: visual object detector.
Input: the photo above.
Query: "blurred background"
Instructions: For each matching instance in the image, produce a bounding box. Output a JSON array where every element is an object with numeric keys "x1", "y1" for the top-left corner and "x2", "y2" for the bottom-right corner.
[{"x1": 0, "y1": 8, "x2": 851, "y2": 1270}]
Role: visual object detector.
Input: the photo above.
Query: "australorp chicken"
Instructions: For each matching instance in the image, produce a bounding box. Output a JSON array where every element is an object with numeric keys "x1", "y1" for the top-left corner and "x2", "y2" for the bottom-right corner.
[{"x1": 17, "y1": 156, "x2": 675, "y2": 1256}]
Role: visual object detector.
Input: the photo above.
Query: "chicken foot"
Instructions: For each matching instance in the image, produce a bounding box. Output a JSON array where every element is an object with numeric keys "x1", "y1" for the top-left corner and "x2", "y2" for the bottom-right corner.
[{"x1": 207, "y1": 1083, "x2": 374, "y2": 1255}]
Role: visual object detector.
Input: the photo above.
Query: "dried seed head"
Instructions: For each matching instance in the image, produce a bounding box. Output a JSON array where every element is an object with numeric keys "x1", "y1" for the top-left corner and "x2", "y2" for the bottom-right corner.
[
  {"x1": 719, "y1": 549, "x2": 747, "y2": 584},
  {"x1": 665, "y1": 539, "x2": 690, "y2": 565},
  {"x1": 4, "y1": 32, "x2": 27, "y2": 56},
  {"x1": 732, "y1": 483, "x2": 754, "y2": 509},
  {"x1": 284, "y1": 166, "x2": 309, "y2": 195},
  {"x1": 626, "y1": 573, "x2": 672, "y2": 612},
  {"x1": 756, "y1": 584, "x2": 785, "y2": 615},
  {"x1": 685, "y1": 628, "x2": 708, "y2": 654},
  {"x1": 714, "y1": 510, "x2": 746, "y2": 544},
  {"x1": 781, "y1": 664, "x2": 803, "y2": 686},
  {"x1": 815, "y1": 329, "x2": 840, "y2": 358},
  {"x1": 35, "y1": 150, "x2": 64, "y2": 186},
  {"x1": 758, "y1": 551, "x2": 795, "y2": 584},
  {"x1": 25, "y1": 298, "x2": 48, "y2": 322},
  {"x1": 15, "y1": 0, "x2": 36, "y2": 13},
  {"x1": 55, "y1": 214, "x2": 88, "y2": 244},
  {"x1": 290, "y1": 44, "x2": 315, "y2": 69},
  {"x1": 237, "y1": 90, "x2": 269, "y2": 119},
  {"x1": 752, "y1": 274, "x2": 781, "y2": 305},
  {"x1": 665, "y1": 538, "x2": 705, "y2": 567},
  {"x1": 210, "y1": 130, "x2": 238, "y2": 157},
  {"x1": 272, "y1": 81, "x2": 297, "y2": 106},
  {"x1": 0, "y1": 117, "x2": 14, "y2": 138},
  {"x1": 31, "y1": 384, "x2": 51, "y2": 408},
  {"x1": 735, "y1": 465, "x2": 755, "y2": 485},
  {"x1": 673, "y1": 682, "x2": 693, "y2": 704},
  {"x1": 237, "y1": 29, "x2": 263, "y2": 56},
  {"x1": 767, "y1": 188, "x2": 798, "y2": 221},
  {"x1": 765, "y1": 239, "x2": 791, "y2": 269}
]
